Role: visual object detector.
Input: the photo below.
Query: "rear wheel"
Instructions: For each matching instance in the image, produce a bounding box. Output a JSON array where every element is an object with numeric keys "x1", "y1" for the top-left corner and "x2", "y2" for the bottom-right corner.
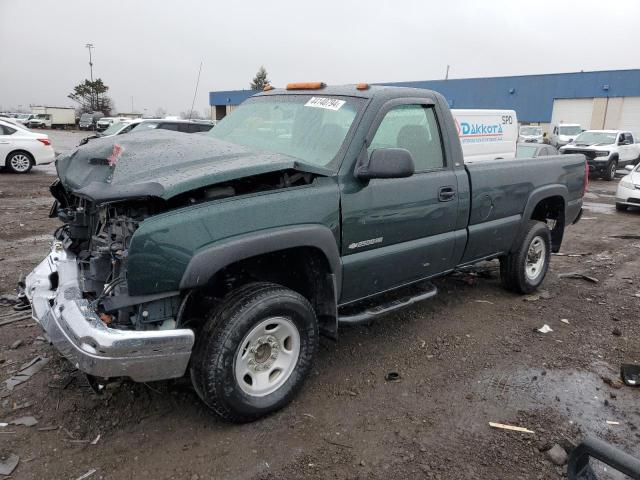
[
  {"x1": 6, "y1": 152, "x2": 33, "y2": 173},
  {"x1": 500, "y1": 220, "x2": 551, "y2": 294},
  {"x1": 604, "y1": 159, "x2": 618, "y2": 181},
  {"x1": 190, "y1": 282, "x2": 318, "y2": 422}
]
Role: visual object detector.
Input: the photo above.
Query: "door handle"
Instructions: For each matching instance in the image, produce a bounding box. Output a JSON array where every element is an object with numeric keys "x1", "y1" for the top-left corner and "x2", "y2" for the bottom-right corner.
[{"x1": 438, "y1": 186, "x2": 456, "y2": 202}]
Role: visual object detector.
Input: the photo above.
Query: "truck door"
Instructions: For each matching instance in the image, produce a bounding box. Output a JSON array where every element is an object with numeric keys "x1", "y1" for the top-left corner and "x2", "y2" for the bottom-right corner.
[{"x1": 340, "y1": 102, "x2": 461, "y2": 303}]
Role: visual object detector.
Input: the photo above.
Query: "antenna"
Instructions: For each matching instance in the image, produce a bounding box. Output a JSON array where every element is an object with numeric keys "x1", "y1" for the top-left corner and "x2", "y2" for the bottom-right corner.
[{"x1": 188, "y1": 61, "x2": 203, "y2": 120}]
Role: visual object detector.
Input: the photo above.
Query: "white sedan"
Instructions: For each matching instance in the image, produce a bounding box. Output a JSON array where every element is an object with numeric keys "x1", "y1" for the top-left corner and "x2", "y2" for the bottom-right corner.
[
  {"x1": 0, "y1": 119, "x2": 55, "y2": 173},
  {"x1": 616, "y1": 164, "x2": 640, "y2": 211}
]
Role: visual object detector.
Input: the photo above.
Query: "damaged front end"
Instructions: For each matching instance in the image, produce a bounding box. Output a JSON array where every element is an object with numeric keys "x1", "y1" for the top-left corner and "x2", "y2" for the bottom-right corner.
[{"x1": 26, "y1": 181, "x2": 194, "y2": 382}]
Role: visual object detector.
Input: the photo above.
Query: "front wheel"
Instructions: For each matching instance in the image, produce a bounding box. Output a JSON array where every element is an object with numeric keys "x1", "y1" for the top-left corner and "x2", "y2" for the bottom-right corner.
[
  {"x1": 500, "y1": 220, "x2": 551, "y2": 294},
  {"x1": 604, "y1": 160, "x2": 618, "y2": 181},
  {"x1": 616, "y1": 203, "x2": 628, "y2": 211},
  {"x1": 190, "y1": 282, "x2": 318, "y2": 423}
]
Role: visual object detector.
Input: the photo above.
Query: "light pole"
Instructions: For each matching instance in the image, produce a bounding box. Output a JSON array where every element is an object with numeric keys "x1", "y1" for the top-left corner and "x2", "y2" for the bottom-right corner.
[{"x1": 85, "y1": 43, "x2": 95, "y2": 110}]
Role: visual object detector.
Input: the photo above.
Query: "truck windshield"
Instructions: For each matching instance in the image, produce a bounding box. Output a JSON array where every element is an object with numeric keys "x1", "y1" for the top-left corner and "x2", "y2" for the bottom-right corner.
[
  {"x1": 80, "y1": 114, "x2": 92, "y2": 122},
  {"x1": 520, "y1": 127, "x2": 541, "y2": 135},
  {"x1": 574, "y1": 131, "x2": 617, "y2": 145},
  {"x1": 558, "y1": 125, "x2": 581, "y2": 135},
  {"x1": 208, "y1": 95, "x2": 364, "y2": 168}
]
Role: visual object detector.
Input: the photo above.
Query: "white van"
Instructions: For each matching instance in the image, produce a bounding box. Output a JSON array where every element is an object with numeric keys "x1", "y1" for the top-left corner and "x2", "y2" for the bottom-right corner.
[
  {"x1": 451, "y1": 109, "x2": 518, "y2": 163},
  {"x1": 549, "y1": 123, "x2": 582, "y2": 148}
]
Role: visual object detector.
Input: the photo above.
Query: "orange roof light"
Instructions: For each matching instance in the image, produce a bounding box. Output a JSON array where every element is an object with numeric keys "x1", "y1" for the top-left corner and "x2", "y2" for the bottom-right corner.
[
  {"x1": 263, "y1": 84, "x2": 274, "y2": 91},
  {"x1": 356, "y1": 83, "x2": 370, "y2": 90},
  {"x1": 286, "y1": 82, "x2": 325, "y2": 90}
]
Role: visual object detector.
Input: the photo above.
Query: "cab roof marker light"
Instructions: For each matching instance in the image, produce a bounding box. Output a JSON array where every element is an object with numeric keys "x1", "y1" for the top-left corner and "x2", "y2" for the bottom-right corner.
[
  {"x1": 356, "y1": 83, "x2": 370, "y2": 90},
  {"x1": 263, "y1": 84, "x2": 274, "y2": 91},
  {"x1": 286, "y1": 82, "x2": 325, "y2": 90}
]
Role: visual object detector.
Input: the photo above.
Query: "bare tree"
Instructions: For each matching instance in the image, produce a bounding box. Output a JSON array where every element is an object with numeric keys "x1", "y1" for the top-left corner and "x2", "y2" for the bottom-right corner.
[{"x1": 154, "y1": 107, "x2": 167, "y2": 118}]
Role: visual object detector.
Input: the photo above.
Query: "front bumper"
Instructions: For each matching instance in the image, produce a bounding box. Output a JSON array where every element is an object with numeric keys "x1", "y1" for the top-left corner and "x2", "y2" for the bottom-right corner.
[
  {"x1": 616, "y1": 184, "x2": 640, "y2": 206},
  {"x1": 25, "y1": 242, "x2": 195, "y2": 382},
  {"x1": 587, "y1": 158, "x2": 610, "y2": 172}
]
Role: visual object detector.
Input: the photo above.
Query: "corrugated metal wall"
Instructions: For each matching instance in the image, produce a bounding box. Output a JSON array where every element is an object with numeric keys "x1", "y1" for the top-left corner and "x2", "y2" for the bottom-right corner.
[{"x1": 209, "y1": 70, "x2": 640, "y2": 123}]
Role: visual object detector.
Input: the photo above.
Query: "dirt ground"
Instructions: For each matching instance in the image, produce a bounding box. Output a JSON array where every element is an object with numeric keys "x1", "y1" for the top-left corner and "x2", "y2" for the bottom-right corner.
[{"x1": 1, "y1": 137, "x2": 639, "y2": 479}]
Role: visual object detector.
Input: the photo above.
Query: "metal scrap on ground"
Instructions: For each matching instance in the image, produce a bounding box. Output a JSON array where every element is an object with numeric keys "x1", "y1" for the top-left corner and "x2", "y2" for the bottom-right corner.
[
  {"x1": 0, "y1": 454, "x2": 19, "y2": 476},
  {"x1": 3, "y1": 356, "x2": 49, "y2": 391}
]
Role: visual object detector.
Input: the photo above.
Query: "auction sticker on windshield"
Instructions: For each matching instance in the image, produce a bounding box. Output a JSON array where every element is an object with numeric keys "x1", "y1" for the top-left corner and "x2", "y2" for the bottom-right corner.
[{"x1": 305, "y1": 97, "x2": 345, "y2": 111}]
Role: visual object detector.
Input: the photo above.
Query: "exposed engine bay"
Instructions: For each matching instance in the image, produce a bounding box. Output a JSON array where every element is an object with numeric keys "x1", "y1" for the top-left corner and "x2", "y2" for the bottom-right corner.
[{"x1": 48, "y1": 169, "x2": 316, "y2": 331}]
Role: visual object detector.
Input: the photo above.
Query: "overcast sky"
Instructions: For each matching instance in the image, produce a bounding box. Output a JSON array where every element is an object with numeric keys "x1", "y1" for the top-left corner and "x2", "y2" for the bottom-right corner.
[{"x1": 1, "y1": 0, "x2": 639, "y2": 116}]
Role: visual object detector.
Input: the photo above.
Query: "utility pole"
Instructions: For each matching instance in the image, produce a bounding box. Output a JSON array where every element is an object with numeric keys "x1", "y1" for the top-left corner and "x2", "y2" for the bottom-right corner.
[
  {"x1": 85, "y1": 43, "x2": 95, "y2": 110},
  {"x1": 445, "y1": 65, "x2": 450, "y2": 80}
]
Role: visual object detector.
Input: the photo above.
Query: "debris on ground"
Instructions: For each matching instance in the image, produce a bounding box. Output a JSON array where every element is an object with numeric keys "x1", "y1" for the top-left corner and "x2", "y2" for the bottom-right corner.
[
  {"x1": 474, "y1": 300, "x2": 494, "y2": 304},
  {"x1": 601, "y1": 375, "x2": 623, "y2": 389},
  {"x1": 558, "y1": 272, "x2": 599, "y2": 283},
  {"x1": 621, "y1": 364, "x2": 640, "y2": 387},
  {"x1": 90, "y1": 434, "x2": 101, "y2": 445},
  {"x1": 9, "y1": 416, "x2": 38, "y2": 427},
  {"x1": 609, "y1": 234, "x2": 640, "y2": 240},
  {"x1": 552, "y1": 252, "x2": 591, "y2": 257},
  {"x1": 3, "y1": 356, "x2": 49, "y2": 391},
  {"x1": 524, "y1": 290, "x2": 552, "y2": 302},
  {"x1": 488, "y1": 422, "x2": 534, "y2": 434},
  {"x1": 545, "y1": 444, "x2": 568, "y2": 465},
  {"x1": 75, "y1": 468, "x2": 97, "y2": 480},
  {"x1": 606, "y1": 420, "x2": 620, "y2": 425},
  {"x1": 612, "y1": 327, "x2": 622, "y2": 336},
  {"x1": 560, "y1": 319, "x2": 570, "y2": 324},
  {"x1": 385, "y1": 372, "x2": 401, "y2": 382},
  {"x1": 0, "y1": 453, "x2": 19, "y2": 476},
  {"x1": 10, "y1": 339, "x2": 23, "y2": 349},
  {"x1": 537, "y1": 324, "x2": 553, "y2": 334}
]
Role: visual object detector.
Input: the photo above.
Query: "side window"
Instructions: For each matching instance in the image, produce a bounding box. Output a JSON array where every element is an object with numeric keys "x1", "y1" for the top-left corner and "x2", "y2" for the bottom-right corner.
[
  {"x1": 553, "y1": 127, "x2": 558, "y2": 134},
  {"x1": 177, "y1": 123, "x2": 191, "y2": 133},
  {"x1": 158, "y1": 122, "x2": 179, "y2": 131},
  {"x1": 368, "y1": 104, "x2": 444, "y2": 171},
  {"x1": 628, "y1": 133, "x2": 635, "y2": 144},
  {"x1": 0, "y1": 125, "x2": 17, "y2": 135}
]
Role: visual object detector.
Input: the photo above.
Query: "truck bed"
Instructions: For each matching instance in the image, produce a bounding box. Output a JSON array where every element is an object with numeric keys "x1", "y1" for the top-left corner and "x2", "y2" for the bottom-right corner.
[{"x1": 461, "y1": 154, "x2": 586, "y2": 262}]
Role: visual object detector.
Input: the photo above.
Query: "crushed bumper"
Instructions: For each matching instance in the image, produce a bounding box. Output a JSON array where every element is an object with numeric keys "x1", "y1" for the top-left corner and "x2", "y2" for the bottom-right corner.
[{"x1": 25, "y1": 242, "x2": 194, "y2": 382}]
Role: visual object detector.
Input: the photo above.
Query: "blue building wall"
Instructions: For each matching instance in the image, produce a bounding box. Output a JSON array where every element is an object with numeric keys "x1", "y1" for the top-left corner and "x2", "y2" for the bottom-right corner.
[{"x1": 210, "y1": 69, "x2": 640, "y2": 123}]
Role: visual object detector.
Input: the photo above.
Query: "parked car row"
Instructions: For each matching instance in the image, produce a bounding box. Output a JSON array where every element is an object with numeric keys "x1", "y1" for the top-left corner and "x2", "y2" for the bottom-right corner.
[
  {"x1": 560, "y1": 130, "x2": 640, "y2": 180},
  {"x1": 0, "y1": 118, "x2": 55, "y2": 173},
  {"x1": 79, "y1": 118, "x2": 214, "y2": 145}
]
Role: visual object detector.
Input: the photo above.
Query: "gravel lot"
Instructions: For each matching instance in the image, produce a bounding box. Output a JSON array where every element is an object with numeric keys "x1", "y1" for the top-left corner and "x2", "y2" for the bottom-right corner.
[{"x1": 1, "y1": 133, "x2": 639, "y2": 479}]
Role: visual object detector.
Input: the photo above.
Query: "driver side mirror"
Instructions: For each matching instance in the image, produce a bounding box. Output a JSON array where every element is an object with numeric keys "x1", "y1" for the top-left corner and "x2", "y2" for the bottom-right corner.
[{"x1": 356, "y1": 148, "x2": 415, "y2": 180}]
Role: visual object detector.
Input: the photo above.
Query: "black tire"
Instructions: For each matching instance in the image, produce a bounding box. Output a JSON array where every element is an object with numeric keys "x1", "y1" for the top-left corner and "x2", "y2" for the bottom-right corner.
[
  {"x1": 5, "y1": 151, "x2": 34, "y2": 174},
  {"x1": 190, "y1": 282, "x2": 318, "y2": 423},
  {"x1": 500, "y1": 220, "x2": 551, "y2": 294},
  {"x1": 616, "y1": 203, "x2": 628, "y2": 211},
  {"x1": 604, "y1": 159, "x2": 618, "y2": 181}
]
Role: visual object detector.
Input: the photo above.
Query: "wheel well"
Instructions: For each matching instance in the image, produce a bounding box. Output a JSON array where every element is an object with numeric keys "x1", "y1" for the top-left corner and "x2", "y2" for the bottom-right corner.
[
  {"x1": 6, "y1": 149, "x2": 34, "y2": 164},
  {"x1": 530, "y1": 195, "x2": 565, "y2": 253},
  {"x1": 183, "y1": 247, "x2": 338, "y2": 338}
]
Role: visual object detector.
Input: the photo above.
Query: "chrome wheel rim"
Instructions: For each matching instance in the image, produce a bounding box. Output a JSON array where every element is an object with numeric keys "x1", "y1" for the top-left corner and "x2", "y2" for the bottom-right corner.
[
  {"x1": 610, "y1": 163, "x2": 617, "y2": 178},
  {"x1": 234, "y1": 316, "x2": 300, "y2": 397},
  {"x1": 10, "y1": 154, "x2": 31, "y2": 172},
  {"x1": 525, "y1": 236, "x2": 546, "y2": 282}
]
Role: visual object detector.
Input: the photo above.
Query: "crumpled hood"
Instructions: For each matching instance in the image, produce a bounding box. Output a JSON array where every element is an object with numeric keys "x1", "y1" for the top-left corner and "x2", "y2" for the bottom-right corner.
[{"x1": 56, "y1": 130, "x2": 325, "y2": 202}]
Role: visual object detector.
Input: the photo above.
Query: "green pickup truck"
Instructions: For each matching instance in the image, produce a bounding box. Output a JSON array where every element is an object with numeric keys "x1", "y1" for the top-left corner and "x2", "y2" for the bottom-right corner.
[{"x1": 26, "y1": 84, "x2": 587, "y2": 422}]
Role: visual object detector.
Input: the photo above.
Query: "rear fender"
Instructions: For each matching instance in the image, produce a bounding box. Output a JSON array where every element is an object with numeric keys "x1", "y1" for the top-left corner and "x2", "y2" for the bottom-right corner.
[{"x1": 511, "y1": 185, "x2": 568, "y2": 252}]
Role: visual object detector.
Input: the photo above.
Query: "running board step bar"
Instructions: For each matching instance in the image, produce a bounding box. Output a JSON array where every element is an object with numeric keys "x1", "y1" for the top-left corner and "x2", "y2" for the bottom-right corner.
[{"x1": 338, "y1": 282, "x2": 438, "y2": 325}]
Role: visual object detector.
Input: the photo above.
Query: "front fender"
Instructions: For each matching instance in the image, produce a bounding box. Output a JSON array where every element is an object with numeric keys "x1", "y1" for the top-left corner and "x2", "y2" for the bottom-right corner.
[{"x1": 179, "y1": 224, "x2": 342, "y2": 295}]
